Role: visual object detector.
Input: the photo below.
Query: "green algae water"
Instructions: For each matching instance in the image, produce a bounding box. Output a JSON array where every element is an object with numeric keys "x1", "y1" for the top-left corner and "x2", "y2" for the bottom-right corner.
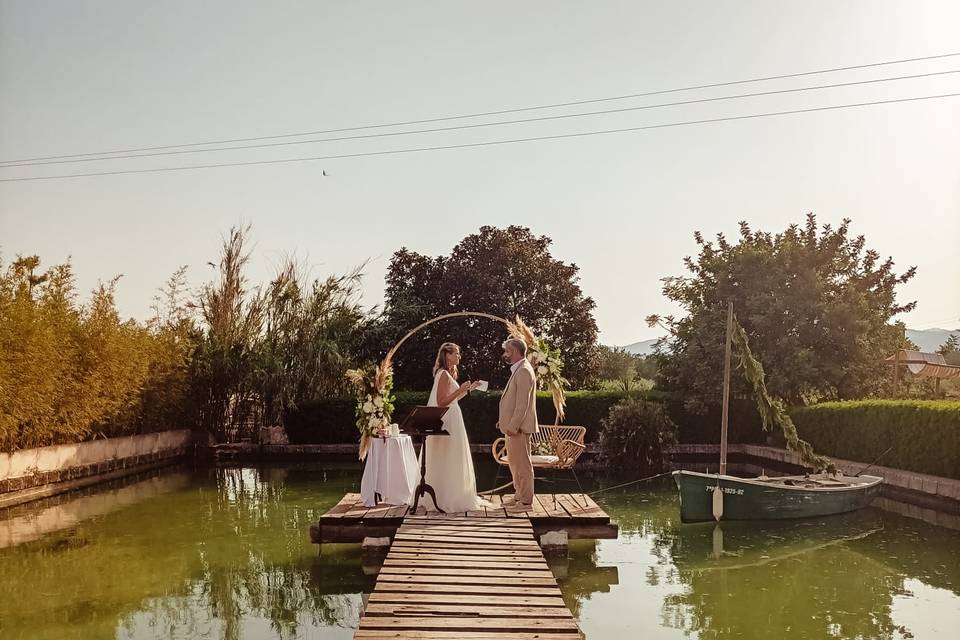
[{"x1": 1, "y1": 459, "x2": 958, "y2": 639}]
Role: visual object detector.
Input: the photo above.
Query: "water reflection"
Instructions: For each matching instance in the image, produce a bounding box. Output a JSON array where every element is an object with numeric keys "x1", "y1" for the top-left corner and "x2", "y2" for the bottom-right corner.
[
  {"x1": 0, "y1": 463, "x2": 367, "y2": 640},
  {"x1": 0, "y1": 462, "x2": 958, "y2": 640},
  {"x1": 0, "y1": 470, "x2": 191, "y2": 549},
  {"x1": 552, "y1": 539, "x2": 620, "y2": 617},
  {"x1": 583, "y1": 479, "x2": 960, "y2": 639},
  {"x1": 661, "y1": 528, "x2": 912, "y2": 639},
  {"x1": 668, "y1": 509, "x2": 885, "y2": 571}
]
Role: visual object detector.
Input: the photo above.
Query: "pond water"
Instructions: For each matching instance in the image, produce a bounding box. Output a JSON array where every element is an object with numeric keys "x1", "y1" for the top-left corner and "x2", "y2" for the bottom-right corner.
[{"x1": 1, "y1": 458, "x2": 958, "y2": 640}]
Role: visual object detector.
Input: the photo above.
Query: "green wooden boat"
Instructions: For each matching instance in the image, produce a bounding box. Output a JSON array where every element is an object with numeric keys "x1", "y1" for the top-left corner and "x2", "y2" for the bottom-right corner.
[
  {"x1": 672, "y1": 302, "x2": 883, "y2": 523},
  {"x1": 674, "y1": 470, "x2": 883, "y2": 523}
]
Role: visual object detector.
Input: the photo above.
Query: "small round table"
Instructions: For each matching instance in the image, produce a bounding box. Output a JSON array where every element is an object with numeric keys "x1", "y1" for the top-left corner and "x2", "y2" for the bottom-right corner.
[{"x1": 360, "y1": 435, "x2": 419, "y2": 507}]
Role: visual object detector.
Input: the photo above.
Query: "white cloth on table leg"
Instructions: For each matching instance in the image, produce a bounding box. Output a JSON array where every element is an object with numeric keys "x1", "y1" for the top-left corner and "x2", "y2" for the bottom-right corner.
[{"x1": 360, "y1": 435, "x2": 419, "y2": 507}]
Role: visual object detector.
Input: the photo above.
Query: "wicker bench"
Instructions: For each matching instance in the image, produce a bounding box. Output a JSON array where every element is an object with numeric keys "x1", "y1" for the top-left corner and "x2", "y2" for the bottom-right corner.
[{"x1": 490, "y1": 425, "x2": 587, "y2": 493}]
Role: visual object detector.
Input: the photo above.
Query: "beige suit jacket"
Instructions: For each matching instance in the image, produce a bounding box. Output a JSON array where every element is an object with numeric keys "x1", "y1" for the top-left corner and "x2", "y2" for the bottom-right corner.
[{"x1": 498, "y1": 360, "x2": 539, "y2": 435}]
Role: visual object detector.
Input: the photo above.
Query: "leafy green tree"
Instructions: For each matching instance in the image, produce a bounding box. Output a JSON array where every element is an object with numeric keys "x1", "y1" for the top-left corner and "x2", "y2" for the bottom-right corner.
[
  {"x1": 634, "y1": 354, "x2": 659, "y2": 381},
  {"x1": 382, "y1": 226, "x2": 600, "y2": 390},
  {"x1": 599, "y1": 346, "x2": 637, "y2": 391},
  {"x1": 938, "y1": 334, "x2": 960, "y2": 366},
  {"x1": 598, "y1": 346, "x2": 658, "y2": 391},
  {"x1": 648, "y1": 214, "x2": 915, "y2": 407}
]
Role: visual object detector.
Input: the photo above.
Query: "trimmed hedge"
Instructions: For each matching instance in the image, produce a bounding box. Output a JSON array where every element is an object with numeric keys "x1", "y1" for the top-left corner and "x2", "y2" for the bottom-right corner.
[
  {"x1": 284, "y1": 395, "x2": 960, "y2": 479},
  {"x1": 791, "y1": 400, "x2": 960, "y2": 479},
  {"x1": 285, "y1": 389, "x2": 765, "y2": 446}
]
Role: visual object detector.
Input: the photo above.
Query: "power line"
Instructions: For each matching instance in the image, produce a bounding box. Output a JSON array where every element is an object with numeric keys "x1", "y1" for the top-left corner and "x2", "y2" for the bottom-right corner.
[
  {"x1": 2, "y1": 92, "x2": 957, "y2": 183},
  {"x1": 5, "y1": 68, "x2": 957, "y2": 168},
  {"x1": 909, "y1": 315, "x2": 960, "y2": 329},
  {"x1": 2, "y1": 51, "x2": 958, "y2": 165}
]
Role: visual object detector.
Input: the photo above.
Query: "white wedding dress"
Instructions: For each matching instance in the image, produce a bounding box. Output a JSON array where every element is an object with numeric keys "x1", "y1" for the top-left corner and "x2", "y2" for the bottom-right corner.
[{"x1": 421, "y1": 370, "x2": 490, "y2": 512}]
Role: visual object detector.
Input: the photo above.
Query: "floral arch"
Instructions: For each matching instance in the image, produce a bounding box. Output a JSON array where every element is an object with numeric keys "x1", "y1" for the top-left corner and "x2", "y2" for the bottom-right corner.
[{"x1": 346, "y1": 312, "x2": 567, "y2": 459}]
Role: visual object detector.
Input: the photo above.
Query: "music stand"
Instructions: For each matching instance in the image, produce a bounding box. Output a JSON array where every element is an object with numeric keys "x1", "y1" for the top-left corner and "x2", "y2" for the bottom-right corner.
[{"x1": 399, "y1": 406, "x2": 449, "y2": 513}]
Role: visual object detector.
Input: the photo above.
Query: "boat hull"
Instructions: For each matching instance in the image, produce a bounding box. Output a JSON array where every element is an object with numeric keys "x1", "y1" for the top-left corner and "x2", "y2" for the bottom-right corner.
[{"x1": 673, "y1": 470, "x2": 883, "y2": 523}]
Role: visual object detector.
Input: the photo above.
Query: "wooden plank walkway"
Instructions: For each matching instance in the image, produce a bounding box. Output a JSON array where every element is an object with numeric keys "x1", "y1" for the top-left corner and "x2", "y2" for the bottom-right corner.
[
  {"x1": 354, "y1": 515, "x2": 583, "y2": 640},
  {"x1": 311, "y1": 493, "x2": 617, "y2": 544}
]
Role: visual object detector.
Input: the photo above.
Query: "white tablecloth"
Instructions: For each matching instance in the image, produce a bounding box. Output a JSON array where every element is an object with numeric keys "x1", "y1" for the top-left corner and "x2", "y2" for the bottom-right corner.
[{"x1": 360, "y1": 435, "x2": 419, "y2": 507}]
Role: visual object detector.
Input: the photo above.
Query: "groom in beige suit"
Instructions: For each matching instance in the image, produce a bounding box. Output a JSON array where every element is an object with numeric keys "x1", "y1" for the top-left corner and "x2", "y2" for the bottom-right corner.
[{"x1": 497, "y1": 338, "x2": 538, "y2": 507}]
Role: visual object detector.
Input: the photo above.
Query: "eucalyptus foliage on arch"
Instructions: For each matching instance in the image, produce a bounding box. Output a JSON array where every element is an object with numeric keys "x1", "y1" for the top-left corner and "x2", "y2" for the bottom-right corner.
[{"x1": 346, "y1": 311, "x2": 567, "y2": 460}]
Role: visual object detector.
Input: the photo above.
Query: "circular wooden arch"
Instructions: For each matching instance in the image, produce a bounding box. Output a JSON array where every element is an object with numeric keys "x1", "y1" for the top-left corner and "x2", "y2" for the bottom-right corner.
[
  {"x1": 378, "y1": 310, "x2": 565, "y2": 426},
  {"x1": 382, "y1": 311, "x2": 517, "y2": 372}
]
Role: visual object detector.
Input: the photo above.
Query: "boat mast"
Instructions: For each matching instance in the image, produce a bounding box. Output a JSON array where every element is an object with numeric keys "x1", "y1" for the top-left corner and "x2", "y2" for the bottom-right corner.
[{"x1": 720, "y1": 301, "x2": 733, "y2": 476}]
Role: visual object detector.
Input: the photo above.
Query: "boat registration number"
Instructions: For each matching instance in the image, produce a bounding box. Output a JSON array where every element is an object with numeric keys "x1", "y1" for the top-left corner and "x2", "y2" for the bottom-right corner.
[{"x1": 706, "y1": 486, "x2": 744, "y2": 496}]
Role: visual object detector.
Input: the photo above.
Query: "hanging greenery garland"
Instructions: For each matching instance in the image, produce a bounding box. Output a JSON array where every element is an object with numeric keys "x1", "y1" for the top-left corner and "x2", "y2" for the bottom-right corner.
[{"x1": 730, "y1": 315, "x2": 836, "y2": 473}]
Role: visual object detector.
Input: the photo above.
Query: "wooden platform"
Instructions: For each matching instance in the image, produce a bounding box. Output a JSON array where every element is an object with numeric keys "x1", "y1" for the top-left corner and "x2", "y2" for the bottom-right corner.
[
  {"x1": 354, "y1": 515, "x2": 583, "y2": 640},
  {"x1": 310, "y1": 493, "x2": 618, "y2": 545}
]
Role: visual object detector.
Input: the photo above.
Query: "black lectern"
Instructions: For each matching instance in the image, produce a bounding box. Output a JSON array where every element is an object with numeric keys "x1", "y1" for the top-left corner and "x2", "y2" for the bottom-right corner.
[{"x1": 399, "y1": 406, "x2": 449, "y2": 513}]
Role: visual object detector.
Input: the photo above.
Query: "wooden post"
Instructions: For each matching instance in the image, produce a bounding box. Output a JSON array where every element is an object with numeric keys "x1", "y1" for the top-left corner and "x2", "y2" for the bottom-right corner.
[
  {"x1": 891, "y1": 350, "x2": 900, "y2": 397},
  {"x1": 719, "y1": 301, "x2": 733, "y2": 476}
]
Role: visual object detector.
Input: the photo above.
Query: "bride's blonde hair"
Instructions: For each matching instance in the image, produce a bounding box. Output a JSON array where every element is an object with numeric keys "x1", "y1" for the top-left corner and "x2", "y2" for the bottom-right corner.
[{"x1": 433, "y1": 342, "x2": 460, "y2": 379}]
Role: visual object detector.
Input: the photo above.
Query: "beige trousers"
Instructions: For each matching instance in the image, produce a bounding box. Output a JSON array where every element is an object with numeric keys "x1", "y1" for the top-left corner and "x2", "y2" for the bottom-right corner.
[{"x1": 506, "y1": 432, "x2": 534, "y2": 505}]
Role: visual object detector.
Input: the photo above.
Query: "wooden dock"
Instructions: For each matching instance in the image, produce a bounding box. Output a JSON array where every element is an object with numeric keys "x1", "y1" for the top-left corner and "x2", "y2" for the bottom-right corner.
[
  {"x1": 354, "y1": 515, "x2": 584, "y2": 640},
  {"x1": 310, "y1": 493, "x2": 617, "y2": 545}
]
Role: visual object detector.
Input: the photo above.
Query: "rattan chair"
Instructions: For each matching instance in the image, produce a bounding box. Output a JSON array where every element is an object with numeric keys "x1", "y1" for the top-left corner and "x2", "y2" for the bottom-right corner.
[{"x1": 490, "y1": 425, "x2": 587, "y2": 493}]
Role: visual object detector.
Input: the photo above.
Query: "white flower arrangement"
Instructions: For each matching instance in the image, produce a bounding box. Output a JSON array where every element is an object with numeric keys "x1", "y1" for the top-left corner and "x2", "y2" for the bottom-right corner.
[
  {"x1": 526, "y1": 339, "x2": 568, "y2": 395},
  {"x1": 345, "y1": 367, "x2": 395, "y2": 456}
]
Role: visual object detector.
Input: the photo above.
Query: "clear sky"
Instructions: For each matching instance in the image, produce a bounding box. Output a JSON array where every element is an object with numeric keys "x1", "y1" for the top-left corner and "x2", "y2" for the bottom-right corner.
[{"x1": 1, "y1": 1, "x2": 958, "y2": 346}]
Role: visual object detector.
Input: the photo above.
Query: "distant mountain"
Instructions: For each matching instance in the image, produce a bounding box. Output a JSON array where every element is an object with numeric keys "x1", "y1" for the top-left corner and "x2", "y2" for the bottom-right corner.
[
  {"x1": 621, "y1": 338, "x2": 660, "y2": 356},
  {"x1": 619, "y1": 327, "x2": 960, "y2": 356},
  {"x1": 906, "y1": 328, "x2": 960, "y2": 352}
]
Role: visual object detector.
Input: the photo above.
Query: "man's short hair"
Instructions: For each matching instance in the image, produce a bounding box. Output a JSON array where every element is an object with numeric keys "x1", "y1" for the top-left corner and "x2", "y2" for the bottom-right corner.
[{"x1": 502, "y1": 338, "x2": 527, "y2": 356}]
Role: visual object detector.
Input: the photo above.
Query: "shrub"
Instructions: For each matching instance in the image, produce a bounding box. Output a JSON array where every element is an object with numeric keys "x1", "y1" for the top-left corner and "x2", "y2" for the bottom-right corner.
[
  {"x1": 790, "y1": 400, "x2": 960, "y2": 479},
  {"x1": 596, "y1": 397, "x2": 678, "y2": 472}
]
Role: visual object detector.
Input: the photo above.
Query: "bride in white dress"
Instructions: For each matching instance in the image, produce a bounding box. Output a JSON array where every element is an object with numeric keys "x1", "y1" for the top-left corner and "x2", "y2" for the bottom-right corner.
[{"x1": 422, "y1": 342, "x2": 491, "y2": 512}]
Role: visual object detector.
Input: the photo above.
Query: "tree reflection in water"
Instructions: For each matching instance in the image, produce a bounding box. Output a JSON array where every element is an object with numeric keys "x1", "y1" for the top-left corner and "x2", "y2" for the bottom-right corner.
[
  {"x1": 2, "y1": 463, "x2": 959, "y2": 640},
  {"x1": 163, "y1": 466, "x2": 373, "y2": 639},
  {"x1": 0, "y1": 463, "x2": 372, "y2": 640},
  {"x1": 584, "y1": 480, "x2": 960, "y2": 638}
]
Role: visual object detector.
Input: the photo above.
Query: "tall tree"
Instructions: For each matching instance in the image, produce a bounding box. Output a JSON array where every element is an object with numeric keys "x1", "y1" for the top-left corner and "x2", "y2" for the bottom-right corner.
[
  {"x1": 939, "y1": 334, "x2": 960, "y2": 366},
  {"x1": 648, "y1": 214, "x2": 915, "y2": 406},
  {"x1": 189, "y1": 226, "x2": 266, "y2": 440},
  {"x1": 383, "y1": 226, "x2": 600, "y2": 390},
  {"x1": 599, "y1": 346, "x2": 640, "y2": 391},
  {"x1": 257, "y1": 259, "x2": 372, "y2": 427},
  {"x1": 189, "y1": 226, "x2": 375, "y2": 440}
]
